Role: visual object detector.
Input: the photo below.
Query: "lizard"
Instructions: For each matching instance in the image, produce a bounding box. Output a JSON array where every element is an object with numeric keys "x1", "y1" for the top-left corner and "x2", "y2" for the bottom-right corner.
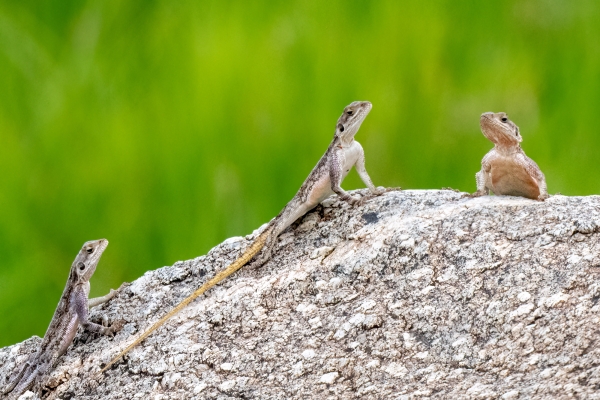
[
  {"x1": 2, "y1": 239, "x2": 123, "y2": 399},
  {"x1": 472, "y1": 111, "x2": 549, "y2": 201},
  {"x1": 98, "y1": 100, "x2": 388, "y2": 374}
]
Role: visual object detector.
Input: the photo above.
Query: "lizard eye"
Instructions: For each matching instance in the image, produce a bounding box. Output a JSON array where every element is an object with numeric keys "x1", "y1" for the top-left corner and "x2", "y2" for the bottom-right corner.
[
  {"x1": 346, "y1": 110, "x2": 353, "y2": 116},
  {"x1": 338, "y1": 124, "x2": 345, "y2": 132},
  {"x1": 78, "y1": 262, "x2": 86, "y2": 271},
  {"x1": 86, "y1": 247, "x2": 94, "y2": 254},
  {"x1": 501, "y1": 117, "x2": 508, "y2": 122}
]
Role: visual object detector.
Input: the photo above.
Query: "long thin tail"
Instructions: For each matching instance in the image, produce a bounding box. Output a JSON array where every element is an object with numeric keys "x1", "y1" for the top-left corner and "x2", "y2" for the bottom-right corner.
[{"x1": 98, "y1": 228, "x2": 272, "y2": 375}]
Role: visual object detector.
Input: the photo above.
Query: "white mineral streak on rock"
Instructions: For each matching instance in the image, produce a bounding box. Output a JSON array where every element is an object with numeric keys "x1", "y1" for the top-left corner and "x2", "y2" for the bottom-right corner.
[
  {"x1": 319, "y1": 371, "x2": 338, "y2": 384},
  {"x1": 517, "y1": 291, "x2": 532, "y2": 302},
  {"x1": 384, "y1": 362, "x2": 408, "y2": 377},
  {"x1": 1, "y1": 191, "x2": 599, "y2": 398},
  {"x1": 302, "y1": 349, "x2": 315, "y2": 359}
]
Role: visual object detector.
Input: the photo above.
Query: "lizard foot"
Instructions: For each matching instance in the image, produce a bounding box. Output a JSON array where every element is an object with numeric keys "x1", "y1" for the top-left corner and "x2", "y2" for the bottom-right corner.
[
  {"x1": 442, "y1": 187, "x2": 461, "y2": 193},
  {"x1": 107, "y1": 282, "x2": 130, "y2": 299},
  {"x1": 344, "y1": 195, "x2": 362, "y2": 206},
  {"x1": 109, "y1": 319, "x2": 126, "y2": 334},
  {"x1": 354, "y1": 186, "x2": 397, "y2": 206},
  {"x1": 356, "y1": 194, "x2": 378, "y2": 206},
  {"x1": 537, "y1": 194, "x2": 550, "y2": 201},
  {"x1": 465, "y1": 191, "x2": 486, "y2": 198},
  {"x1": 371, "y1": 186, "x2": 388, "y2": 196},
  {"x1": 247, "y1": 258, "x2": 267, "y2": 269},
  {"x1": 102, "y1": 319, "x2": 125, "y2": 337},
  {"x1": 247, "y1": 245, "x2": 273, "y2": 269}
]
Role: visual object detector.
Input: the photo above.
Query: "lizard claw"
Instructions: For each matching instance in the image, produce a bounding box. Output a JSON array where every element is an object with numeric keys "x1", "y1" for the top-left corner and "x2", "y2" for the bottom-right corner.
[
  {"x1": 109, "y1": 320, "x2": 125, "y2": 336},
  {"x1": 376, "y1": 186, "x2": 401, "y2": 194},
  {"x1": 113, "y1": 282, "x2": 130, "y2": 295},
  {"x1": 107, "y1": 282, "x2": 130, "y2": 300},
  {"x1": 465, "y1": 191, "x2": 485, "y2": 198},
  {"x1": 371, "y1": 186, "x2": 386, "y2": 196},
  {"x1": 355, "y1": 186, "x2": 397, "y2": 206},
  {"x1": 537, "y1": 194, "x2": 550, "y2": 201},
  {"x1": 102, "y1": 327, "x2": 114, "y2": 337},
  {"x1": 344, "y1": 195, "x2": 362, "y2": 205},
  {"x1": 355, "y1": 197, "x2": 368, "y2": 206},
  {"x1": 442, "y1": 187, "x2": 461, "y2": 193},
  {"x1": 103, "y1": 319, "x2": 125, "y2": 337}
]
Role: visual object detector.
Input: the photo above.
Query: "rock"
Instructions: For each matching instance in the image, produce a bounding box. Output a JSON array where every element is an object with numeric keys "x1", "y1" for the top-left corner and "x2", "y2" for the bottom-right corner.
[
  {"x1": 319, "y1": 372, "x2": 338, "y2": 384},
  {"x1": 1, "y1": 190, "x2": 600, "y2": 398}
]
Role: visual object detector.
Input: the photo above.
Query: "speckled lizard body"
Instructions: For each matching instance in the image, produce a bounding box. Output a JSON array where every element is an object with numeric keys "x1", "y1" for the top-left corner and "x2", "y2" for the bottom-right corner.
[
  {"x1": 3, "y1": 239, "x2": 122, "y2": 399},
  {"x1": 473, "y1": 112, "x2": 548, "y2": 201}
]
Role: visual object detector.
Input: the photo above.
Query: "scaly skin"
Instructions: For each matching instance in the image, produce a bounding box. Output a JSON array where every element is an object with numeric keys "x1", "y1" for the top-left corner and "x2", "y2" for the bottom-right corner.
[
  {"x1": 248, "y1": 100, "x2": 385, "y2": 268},
  {"x1": 3, "y1": 240, "x2": 122, "y2": 399},
  {"x1": 99, "y1": 101, "x2": 387, "y2": 374},
  {"x1": 473, "y1": 112, "x2": 548, "y2": 201}
]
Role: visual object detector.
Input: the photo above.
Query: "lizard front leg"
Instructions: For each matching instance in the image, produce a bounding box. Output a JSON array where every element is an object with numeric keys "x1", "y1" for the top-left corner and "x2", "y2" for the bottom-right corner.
[
  {"x1": 537, "y1": 178, "x2": 549, "y2": 201},
  {"x1": 329, "y1": 147, "x2": 360, "y2": 204},
  {"x1": 471, "y1": 153, "x2": 493, "y2": 197},
  {"x1": 354, "y1": 142, "x2": 385, "y2": 195},
  {"x1": 87, "y1": 282, "x2": 127, "y2": 308},
  {"x1": 353, "y1": 142, "x2": 389, "y2": 204},
  {"x1": 471, "y1": 170, "x2": 490, "y2": 197},
  {"x1": 530, "y1": 160, "x2": 549, "y2": 201},
  {"x1": 73, "y1": 287, "x2": 122, "y2": 337},
  {"x1": 88, "y1": 289, "x2": 117, "y2": 308}
]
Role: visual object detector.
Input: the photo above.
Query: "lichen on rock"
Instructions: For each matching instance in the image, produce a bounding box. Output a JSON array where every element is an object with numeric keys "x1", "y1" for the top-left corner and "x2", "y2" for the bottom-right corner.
[{"x1": 2, "y1": 190, "x2": 600, "y2": 399}]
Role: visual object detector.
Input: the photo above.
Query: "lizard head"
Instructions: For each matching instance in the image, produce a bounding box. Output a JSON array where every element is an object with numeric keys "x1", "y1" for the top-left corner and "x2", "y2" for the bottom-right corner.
[
  {"x1": 71, "y1": 239, "x2": 109, "y2": 283},
  {"x1": 335, "y1": 101, "x2": 372, "y2": 142},
  {"x1": 480, "y1": 112, "x2": 522, "y2": 146}
]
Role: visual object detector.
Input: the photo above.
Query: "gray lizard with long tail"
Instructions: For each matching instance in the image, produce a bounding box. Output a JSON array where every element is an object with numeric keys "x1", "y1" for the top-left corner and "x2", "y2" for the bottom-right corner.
[{"x1": 99, "y1": 100, "x2": 388, "y2": 374}]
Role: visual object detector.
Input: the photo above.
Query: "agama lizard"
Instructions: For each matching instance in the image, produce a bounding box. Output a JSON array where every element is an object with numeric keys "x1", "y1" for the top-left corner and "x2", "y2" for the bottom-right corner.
[
  {"x1": 2, "y1": 239, "x2": 122, "y2": 399},
  {"x1": 99, "y1": 100, "x2": 386, "y2": 374},
  {"x1": 472, "y1": 112, "x2": 549, "y2": 201}
]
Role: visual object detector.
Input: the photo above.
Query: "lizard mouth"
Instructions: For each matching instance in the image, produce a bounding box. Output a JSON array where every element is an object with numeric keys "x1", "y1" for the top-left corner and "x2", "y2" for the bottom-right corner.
[
  {"x1": 480, "y1": 113, "x2": 506, "y2": 131},
  {"x1": 480, "y1": 113, "x2": 521, "y2": 144},
  {"x1": 354, "y1": 102, "x2": 372, "y2": 120},
  {"x1": 480, "y1": 112, "x2": 494, "y2": 125}
]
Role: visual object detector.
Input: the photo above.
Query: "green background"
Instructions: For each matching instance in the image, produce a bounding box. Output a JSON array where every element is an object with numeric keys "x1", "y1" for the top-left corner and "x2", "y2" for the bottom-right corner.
[{"x1": 1, "y1": 0, "x2": 598, "y2": 346}]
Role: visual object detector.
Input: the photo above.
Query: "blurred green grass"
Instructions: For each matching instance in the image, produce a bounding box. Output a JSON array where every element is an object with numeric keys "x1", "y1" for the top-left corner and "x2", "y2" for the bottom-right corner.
[{"x1": 1, "y1": 0, "x2": 599, "y2": 346}]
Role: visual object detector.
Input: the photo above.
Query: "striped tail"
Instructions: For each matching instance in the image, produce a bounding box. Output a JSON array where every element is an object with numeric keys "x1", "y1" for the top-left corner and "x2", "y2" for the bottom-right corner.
[{"x1": 98, "y1": 228, "x2": 271, "y2": 375}]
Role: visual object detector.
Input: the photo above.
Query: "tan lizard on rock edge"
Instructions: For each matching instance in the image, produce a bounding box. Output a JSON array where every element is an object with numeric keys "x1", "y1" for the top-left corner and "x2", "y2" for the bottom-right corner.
[
  {"x1": 99, "y1": 100, "x2": 388, "y2": 374},
  {"x1": 472, "y1": 112, "x2": 549, "y2": 201},
  {"x1": 2, "y1": 239, "x2": 123, "y2": 399}
]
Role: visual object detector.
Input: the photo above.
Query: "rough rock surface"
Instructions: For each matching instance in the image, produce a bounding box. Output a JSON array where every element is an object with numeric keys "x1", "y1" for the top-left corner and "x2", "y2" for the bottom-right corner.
[{"x1": 2, "y1": 190, "x2": 600, "y2": 399}]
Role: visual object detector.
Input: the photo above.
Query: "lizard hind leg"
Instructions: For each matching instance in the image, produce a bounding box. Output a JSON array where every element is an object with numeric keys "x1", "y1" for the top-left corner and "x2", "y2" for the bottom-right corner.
[
  {"x1": 9, "y1": 364, "x2": 43, "y2": 400},
  {"x1": 247, "y1": 235, "x2": 276, "y2": 269},
  {"x1": 3, "y1": 354, "x2": 35, "y2": 396},
  {"x1": 247, "y1": 200, "x2": 314, "y2": 269}
]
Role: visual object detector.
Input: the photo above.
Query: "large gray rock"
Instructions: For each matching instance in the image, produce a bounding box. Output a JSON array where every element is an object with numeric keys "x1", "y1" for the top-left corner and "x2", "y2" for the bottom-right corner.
[{"x1": 2, "y1": 190, "x2": 600, "y2": 399}]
